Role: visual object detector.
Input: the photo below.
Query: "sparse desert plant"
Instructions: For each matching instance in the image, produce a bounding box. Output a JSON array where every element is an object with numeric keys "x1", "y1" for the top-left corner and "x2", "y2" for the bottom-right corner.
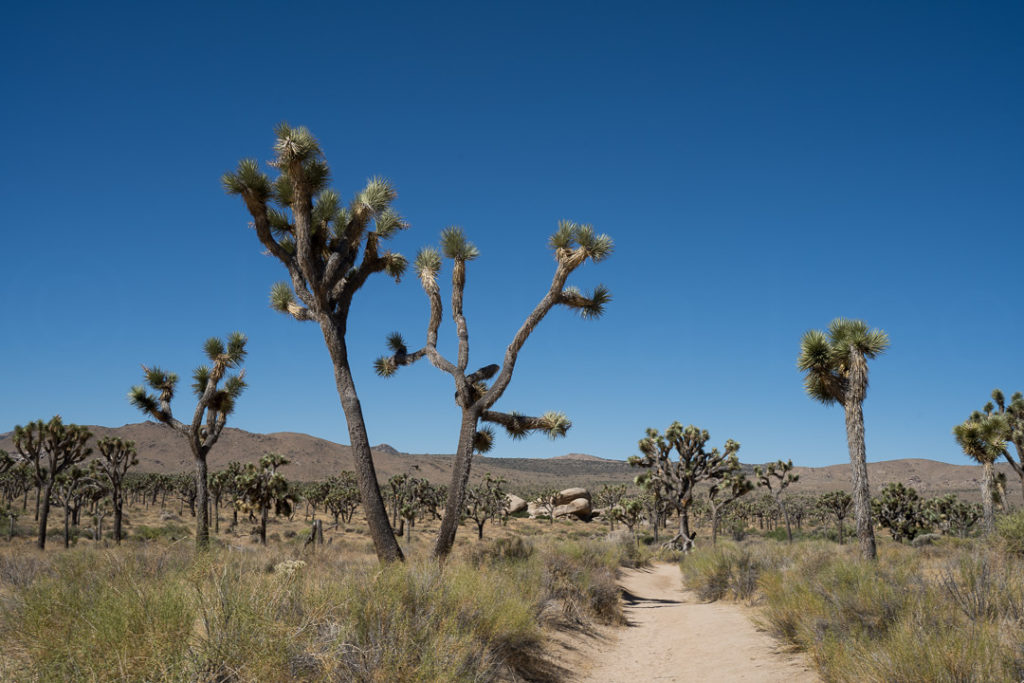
[
  {"x1": 11, "y1": 416, "x2": 92, "y2": 550},
  {"x1": 129, "y1": 332, "x2": 247, "y2": 550},
  {"x1": 798, "y1": 318, "x2": 889, "y2": 560},
  {"x1": 595, "y1": 484, "x2": 626, "y2": 530},
  {"x1": 224, "y1": 124, "x2": 407, "y2": 562},
  {"x1": 924, "y1": 493, "x2": 982, "y2": 538},
  {"x1": 374, "y1": 223, "x2": 611, "y2": 558}
]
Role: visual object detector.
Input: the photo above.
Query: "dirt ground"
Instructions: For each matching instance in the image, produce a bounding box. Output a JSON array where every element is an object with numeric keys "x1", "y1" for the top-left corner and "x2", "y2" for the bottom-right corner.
[{"x1": 570, "y1": 562, "x2": 820, "y2": 683}]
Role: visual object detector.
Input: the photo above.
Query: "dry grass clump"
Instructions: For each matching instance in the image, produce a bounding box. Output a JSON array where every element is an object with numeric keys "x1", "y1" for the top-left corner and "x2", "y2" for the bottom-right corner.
[
  {"x1": 0, "y1": 533, "x2": 628, "y2": 682},
  {"x1": 680, "y1": 537, "x2": 1024, "y2": 682}
]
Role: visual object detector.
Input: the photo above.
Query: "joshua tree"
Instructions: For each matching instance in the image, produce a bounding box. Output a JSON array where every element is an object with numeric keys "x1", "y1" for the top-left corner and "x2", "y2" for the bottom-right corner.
[
  {"x1": 12, "y1": 417, "x2": 92, "y2": 550},
  {"x1": 464, "y1": 474, "x2": 508, "y2": 540},
  {"x1": 323, "y1": 472, "x2": 362, "y2": 525},
  {"x1": 798, "y1": 318, "x2": 889, "y2": 560},
  {"x1": 129, "y1": 332, "x2": 247, "y2": 550},
  {"x1": 969, "y1": 390, "x2": 1024, "y2": 504},
  {"x1": 52, "y1": 465, "x2": 91, "y2": 548},
  {"x1": 755, "y1": 459, "x2": 799, "y2": 543},
  {"x1": 375, "y1": 224, "x2": 611, "y2": 558},
  {"x1": 872, "y1": 482, "x2": 925, "y2": 542},
  {"x1": 628, "y1": 423, "x2": 741, "y2": 549},
  {"x1": 93, "y1": 437, "x2": 138, "y2": 544},
  {"x1": 596, "y1": 484, "x2": 627, "y2": 530},
  {"x1": 534, "y1": 488, "x2": 559, "y2": 525},
  {"x1": 234, "y1": 453, "x2": 295, "y2": 545},
  {"x1": 924, "y1": 494, "x2": 982, "y2": 538},
  {"x1": 224, "y1": 125, "x2": 408, "y2": 563},
  {"x1": 953, "y1": 411, "x2": 1008, "y2": 534},
  {"x1": 706, "y1": 471, "x2": 754, "y2": 545},
  {"x1": 816, "y1": 490, "x2": 853, "y2": 544},
  {"x1": 617, "y1": 497, "x2": 646, "y2": 544}
]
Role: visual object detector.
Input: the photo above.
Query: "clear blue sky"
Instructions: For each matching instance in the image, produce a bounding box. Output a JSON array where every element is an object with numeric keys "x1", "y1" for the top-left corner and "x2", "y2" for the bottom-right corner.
[{"x1": 2, "y1": 1, "x2": 1022, "y2": 467}]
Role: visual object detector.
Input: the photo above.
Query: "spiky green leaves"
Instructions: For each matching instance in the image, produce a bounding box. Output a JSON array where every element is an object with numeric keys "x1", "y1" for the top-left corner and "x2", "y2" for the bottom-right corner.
[
  {"x1": 127, "y1": 386, "x2": 159, "y2": 414},
  {"x1": 548, "y1": 220, "x2": 614, "y2": 262},
  {"x1": 273, "y1": 123, "x2": 322, "y2": 166},
  {"x1": 373, "y1": 356, "x2": 398, "y2": 378},
  {"x1": 954, "y1": 413, "x2": 1008, "y2": 465},
  {"x1": 143, "y1": 366, "x2": 178, "y2": 393},
  {"x1": 375, "y1": 210, "x2": 408, "y2": 240},
  {"x1": 440, "y1": 227, "x2": 479, "y2": 262},
  {"x1": 798, "y1": 319, "x2": 889, "y2": 405},
  {"x1": 221, "y1": 159, "x2": 271, "y2": 203},
  {"x1": 359, "y1": 177, "x2": 397, "y2": 214},
  {"x1": 386, "y1": 332, "x2": 408, "y2": 355},
  {"x1": 560, "y1": 284, "x2": 612, "y2": 319},
  {"x1": 473, "y1": 427, "x2": 495, "y2": 454},
  {"x1": 269, "y1": 282, "x2": 296, "y2": 313},
  {"x1": 415, "y1": 247, "x2": 442, "y2": 291},
  {"x1": 203, "y1": 332, "x2": 247, "y2": 367}
]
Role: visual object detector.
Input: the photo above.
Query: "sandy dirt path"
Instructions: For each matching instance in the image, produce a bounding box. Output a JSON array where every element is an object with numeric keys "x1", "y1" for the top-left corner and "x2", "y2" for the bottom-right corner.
[{"x1": 576, "y1": 562, "x2": 819, "y2": 683}]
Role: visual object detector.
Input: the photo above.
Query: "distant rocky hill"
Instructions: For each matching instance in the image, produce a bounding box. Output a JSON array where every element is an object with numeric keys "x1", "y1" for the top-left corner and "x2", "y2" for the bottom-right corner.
[{"x1": 0, "y1": 422, "x2": 1017, "y2": 501}]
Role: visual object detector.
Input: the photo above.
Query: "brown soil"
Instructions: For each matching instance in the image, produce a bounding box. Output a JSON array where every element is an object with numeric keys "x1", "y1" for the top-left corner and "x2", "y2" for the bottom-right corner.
[{"x1": 572, "y1": 562, "x2": 820, "y2": 683}]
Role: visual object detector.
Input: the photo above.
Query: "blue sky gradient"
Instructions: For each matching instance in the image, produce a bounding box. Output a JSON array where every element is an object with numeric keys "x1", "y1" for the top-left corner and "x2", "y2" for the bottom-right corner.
[{"x1": 2, "y1": 1, "x2": 1022, "y2": 467}]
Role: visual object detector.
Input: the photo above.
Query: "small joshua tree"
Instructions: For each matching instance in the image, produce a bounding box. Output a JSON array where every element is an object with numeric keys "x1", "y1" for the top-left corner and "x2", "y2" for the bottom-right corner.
[
  {"x1": 798, "y1": 318, "x2": 889, "y2": 560},
  {"x1": 12, "y1": 417, "x2": 92, "y2": 550},
  {"x1": 224, "y1": 124, "x2": 409, "y2": 563},
  {"x1": 816, "y1": 490, "x2": 853, "y2": 544},
  {"x1": 464, "y1": 474, "x2": 508, "y2": 540},
  {"x1": 629, "y1": 423, "x2": 741, "y2": 549},
  {"x1": 872, "y1": 482, "x2": 926, "y2": 542},
  {"x1": 534, "y1": 488, "x2": 559, "y2": 525},
  {"x1": 234, "y1": 453, "x2": 294, "y2": 545},
  {"x1": 953, "y1": 411, "x2": 1007, "y2": 534},
  {"x1": 924, "y1": 494, "x2": 982, "y2": 538},
  {"x1": 129, "y1": 332, "x2": 247, "y2": 550},
  {"x1": 375, "y1": 224, "x2": 611, "y2": 558},
  {"x1": 755, "y1": 459, "x2": 799, "y2": 543},
  {"x1": 596, "y1": 484, "x2": 627, "y2": 530},
  {"x1": 706, "y1": 471, "x2": 754, "y2": 545},
  {"x1": 94, "y1": 437, "x2": 138, "y2": 544}
]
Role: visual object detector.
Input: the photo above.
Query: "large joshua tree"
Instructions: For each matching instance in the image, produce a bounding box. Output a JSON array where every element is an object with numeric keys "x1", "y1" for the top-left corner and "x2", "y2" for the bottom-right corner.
[
  {"x1": 375, "y1": 224, "x2": 611, "y2": 558},
  {"x1": 129, "y1": 332, "x2": 247, "y2": 550},
  {"x1": 953, "y1": 411, "x2": 1007, "y2": 534},
  {"x1": 798, "y1": 318, "x2": 889, "y2": 560},
  {"x1": 223, "y1": 124, "x2": 408, "y2": 563},
  {"x1": 11, "y1": 417, "x2": 92, "y2": 550}
]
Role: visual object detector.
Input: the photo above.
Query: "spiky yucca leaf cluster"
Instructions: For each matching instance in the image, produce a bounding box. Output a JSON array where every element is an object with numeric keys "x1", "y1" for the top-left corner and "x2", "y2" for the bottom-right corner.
[{"x1": 797, "y1": 318, "x2": 889, "y2": 405}]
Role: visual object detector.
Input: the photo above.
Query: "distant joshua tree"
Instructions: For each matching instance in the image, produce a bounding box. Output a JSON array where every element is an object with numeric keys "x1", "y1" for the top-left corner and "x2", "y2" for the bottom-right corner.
[
  {"x1": 374, "y1": 224, "x2": 611, "y2": 558},
  {"x1": 629, "y1": 422, "x2": 741, "y2": 549},
  {"x1": 464, "y1": 474, "x2": 508, "y2": 540},
  {"x1": 12, "y1": 417, "x2": 92, "y2": 550},
  {"x1": 706, "y1": 471, "x2": 754, "y2": 545},
  {"x1": 953, "y1": 410, "x2": 1008, "y2": 534},
  {"x1": 755, "y1": 459, "x2": 799, "y2": 543},
  {"x1": 129, "y1": 332, "x2": 247, "y2": 550},
  {"x1": 816, "y1": 490, "x2": 853, "y2": 544},
  {"x1": 94, "y1": 437, "x2": 138, "y2": 544},
  {"x1": 234, "y1": 453, "x2": 295, "y2": 545},
  {"x1": 798, "y1": 318, "x2": 889, "y2": 561},
  {"x1": 974, "y1": 390, "x2": 1024, "y2": 504},
  {"x1": 223, "y1": 124, "x2": 408, "y2": 563}
]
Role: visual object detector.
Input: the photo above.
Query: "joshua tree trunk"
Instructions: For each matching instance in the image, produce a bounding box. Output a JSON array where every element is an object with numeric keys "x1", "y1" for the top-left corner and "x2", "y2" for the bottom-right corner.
[
  {"x1": 63, "y1": 502, "x2": 71, "y2": 548},
  {"x1": 434, "y1": 408, "x2": 483, "y2": 558},
  {"x1": 36, "y1": 483, "x2": 52, "y2": 550},
  {"x1": 194, "y1": 455, "x2": 210, "y2": 549},
  {"x1": 259, "y1": 506, "x2": 268, "y2": 545},
  {"x1": 711, "y1": 509, "x2": 720, "y2": 545},
  {"x1": 981, "y1": 460, "x2": 995, "y2": 533},
  {"x1": 678, "y1": 500, "x2": 692, "y2": 540},
  {"x1": 113, "y1": 495, "x2": 123, "y2": 544},
  {"x1": 325, "y1": 326, "x2": 403, "y2": 562},
  {"x1": 844, "y1": 352, "x2": 877, "y2": 561}
]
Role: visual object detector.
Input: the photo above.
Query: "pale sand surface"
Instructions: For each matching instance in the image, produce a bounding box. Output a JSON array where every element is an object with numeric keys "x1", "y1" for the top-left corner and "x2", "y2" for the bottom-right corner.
[{"x1": 575, "y1": 562, "x2": 820, "y2": 683}]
